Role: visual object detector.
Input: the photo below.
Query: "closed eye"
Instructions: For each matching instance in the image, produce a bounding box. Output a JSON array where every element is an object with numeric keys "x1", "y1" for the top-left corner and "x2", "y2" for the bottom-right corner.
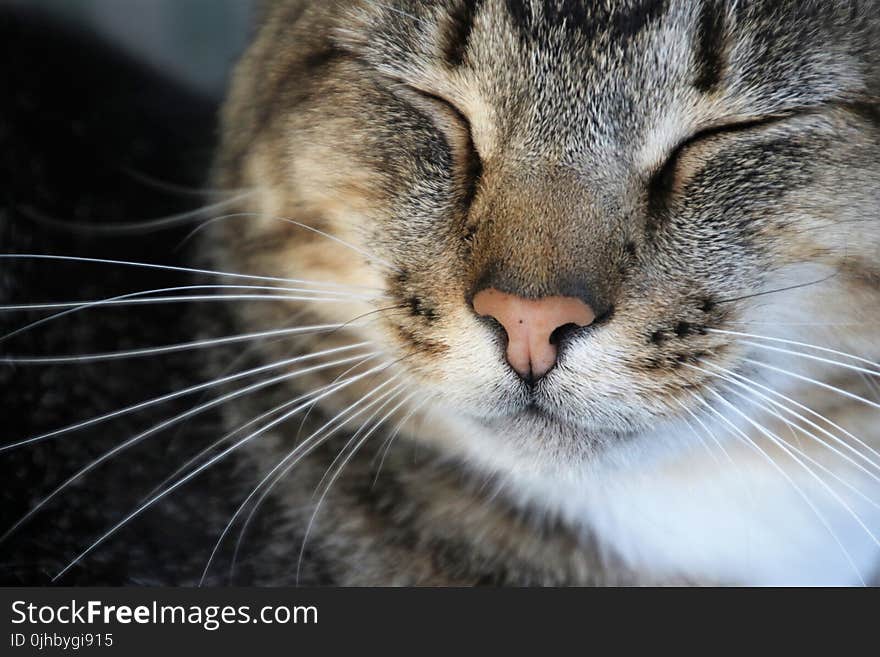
[
  {"x1": 647, "y1": 114, "x2": 794, "y2": 210},
  {"x1": 402, "y1": 85, "x2": 483, "y2": 214}
]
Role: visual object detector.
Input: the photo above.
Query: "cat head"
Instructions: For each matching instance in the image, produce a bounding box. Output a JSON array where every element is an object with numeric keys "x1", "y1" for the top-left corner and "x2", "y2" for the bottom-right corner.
[{"x1": 212, "y1": 0, "x2": 879, "y2": 478}]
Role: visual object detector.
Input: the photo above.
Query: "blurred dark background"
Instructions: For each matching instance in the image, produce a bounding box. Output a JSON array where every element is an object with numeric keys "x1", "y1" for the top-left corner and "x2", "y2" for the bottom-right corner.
[
  {"x1": 0, "y1": 2, "x2": 274, "y2": 584},
  {"x1": 4, "y1": 0, "x2": 255, "y2": 97},
  {"x1": 1, "y1": 0, "x2": 256, "y2": 233}
]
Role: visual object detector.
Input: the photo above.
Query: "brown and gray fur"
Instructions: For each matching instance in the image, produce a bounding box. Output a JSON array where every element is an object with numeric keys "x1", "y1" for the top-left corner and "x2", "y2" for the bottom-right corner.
[
  {"x1": 4, "y1": 0, "x2": 877, "y2": 586},
  {"x1": 196, "y1": 0, "x2": 880, "y2": 585}
]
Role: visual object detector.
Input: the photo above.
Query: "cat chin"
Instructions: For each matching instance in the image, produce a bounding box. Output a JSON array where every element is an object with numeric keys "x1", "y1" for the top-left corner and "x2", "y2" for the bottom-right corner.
[{"x1": 424, "y1": 401, "x2": 647, "y2": 480}]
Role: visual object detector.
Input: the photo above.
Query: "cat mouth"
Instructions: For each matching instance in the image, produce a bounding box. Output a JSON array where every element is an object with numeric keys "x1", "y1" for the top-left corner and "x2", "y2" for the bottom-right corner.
[{"x1": 508, "y1": 400, "x2": 573, "y2": 429}]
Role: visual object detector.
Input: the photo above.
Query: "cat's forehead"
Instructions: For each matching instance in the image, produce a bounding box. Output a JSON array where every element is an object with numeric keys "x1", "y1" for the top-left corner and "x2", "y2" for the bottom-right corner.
[{"x1": 344, "y1": 0, "x2": 870, "y2": 151}]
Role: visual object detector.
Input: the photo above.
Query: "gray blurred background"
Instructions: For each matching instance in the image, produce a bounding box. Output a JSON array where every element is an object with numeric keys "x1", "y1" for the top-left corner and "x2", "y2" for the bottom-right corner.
[{"x1": 5, "y1": 0, "x2": 258, "y2": 97}]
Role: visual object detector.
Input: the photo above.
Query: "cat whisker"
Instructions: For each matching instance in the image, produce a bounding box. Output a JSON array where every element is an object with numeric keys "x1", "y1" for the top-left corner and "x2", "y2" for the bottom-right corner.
[
  {"x1": 121, "y1": 166, "x2": 253, "y2": 198},
  {"x1": 0, "y1": 254, "x2": 385, "y2": 292},
  {"x1": 672, "y1": 397, "x2": 732, "y2": 467},
  {"x1": 713, "y1": 272, "x2": 838, "y2": 305},
  {"x1": 0, "y1": 342, "x2": 372, "y2": 452},
  {"x1": 1, "y1": 282, "x2": 384, "y2": 346},
  {"x1": 310, "y1": 384, "x2": 410, "y2": 498},
  {"x1": 1, "y1": 352, "x2": 377, "y2": 544},
  {"x1": 51, "y1": 360, "x2": 394, "y2": 582},
  {"x1": 197, "y1": 369, "x2": 404, "y2": 584},
  {"x1": 727, "y1": 321, "x2": 867, "y2": 328},
  {"x1": 264, "y1": 214, "x2": 401, "y2": 274},
  {"x1": 16, "y1": 188, "x2": 259, "y2": 235},
  {"x1": 862, "y1": 372, "x2": 880, "y2": 404},
  {"x1": 695, "y1": 361, "x2": 880, "y2": 474},
  {"x1": 0, "y1": 286, "x2": 386, "y2": 313},
  {"x1": 1, "y1": 294, "x2": 377, "y2": 312},
  {"x1": 225, "y1": 355, "x2": 400, "y2": 580},
  {"x1": 225, "y1": 354, "x2": 416, "y2": 581},
  {"x1": 142, "y1": 354, "x2": 380, "y2": 504},
  {"x1": 672, "y1": 394, "x2": 762, "y2": 514},
  {"x1": 715, "y1": 383, "x2": 880, "y2": 511},
  {"x1": 742, "y1": 357, "x2": 880, "y2": 414},
  {"x1": 175, "y1": 212, "x2": 402, "y2": 274},
  {"x1": 371, "y1": 393, "x2": 433, "y2": 488},
  {"x1": 711, "y1": 329, "x2": 880, "y2": 374},
  {"x1": 707, "y1": 386, "x2": 880, "y2": 550},
  {"x1": 296, "y1": 388, "x2": 414, "y2": 584},
  {"x1": 691, "y1": 391, "x2": 867, "y2": 586},
  {"x1": 2, "y1": 324, "x2": 364, "y2": 365}
]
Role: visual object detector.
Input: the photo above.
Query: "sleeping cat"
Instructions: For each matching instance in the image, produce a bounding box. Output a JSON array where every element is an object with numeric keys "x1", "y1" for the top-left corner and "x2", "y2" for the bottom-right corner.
[{"x1": 3, "y1": 0, "x2": 880, "y2": 585}]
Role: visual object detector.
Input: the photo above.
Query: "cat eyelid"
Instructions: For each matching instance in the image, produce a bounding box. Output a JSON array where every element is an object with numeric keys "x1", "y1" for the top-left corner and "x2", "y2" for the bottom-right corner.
[
  {"x1": 398, "y1": 83, "x2": 472, "y2": 131},
  {"x1": 647, "y1": 112, "x2": 797, "y2": 206},
  {"x1": 687, "y1": 112, "x2": 794, "y2": 146},
  {"x1": 664, "y1": 111, "x2": 798, "y2": 167},
  {"x1": 394, "y1": 82, "x2": 483, "y2": 213},
  {"x1": 652, "y1": 113, "x2": 795, "y2": 179}
]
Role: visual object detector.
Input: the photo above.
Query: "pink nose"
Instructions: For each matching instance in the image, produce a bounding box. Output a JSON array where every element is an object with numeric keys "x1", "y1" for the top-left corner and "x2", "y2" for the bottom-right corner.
[{"x1": 472, "y1": 288, "x2": 595, "y2": 381}]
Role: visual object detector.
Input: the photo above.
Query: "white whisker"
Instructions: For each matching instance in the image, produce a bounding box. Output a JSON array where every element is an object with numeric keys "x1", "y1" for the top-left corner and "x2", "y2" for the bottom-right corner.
[
  {"x1": 2, "y1": 352, "x2": 376, "y2": 544},
  {"x1": 227, "y1": 385, "x2": 412, "y2": 582},
  {"x1": 181, "y1": 213, "x2": 402, "y2": 274},
  {"x1": 707, "y1": 387, "x2": 880, "y2": 550},
  {"x1": 743, "y1": 358, "x2": 880, "y2": 413},
  {"x1": 2, "y1": 324, "x2": 363, "y2": 365},
  {"x1": 709, "y1": 329, "x2": 880, "y2": 372},
  {"x1": 18, "y1": 191, "x2": 256, "y2": 234},
  {"x1": 672, "y1": 398, "x2": 728, "y2": 467},
  {"x1": 311, "y1": 384, "x2": 410, "y2": 497},
  {"x1": 121, "y1": 166, "x2": 252, "y2": 198},
  {"x1": 224, "y1": 355, "x2": 389, "y2": 578},
  {"x1": 691, "y1": 392, "x2": 866, "y2": 586},
  {"x1": 0, "y1": 342, "x2": 372, "y2": 452},
  {"x1": 372, "y1": 394, "x2": 431, "y2": 487},
  {"x1": 198, "y1": 370, "x2": 404, "y2": 584},
  {"x1": 739, "y1": 341, "x2": 880, "y2": 378},
  {"x1": 697, "y1": 361, "x2": 880, "y2": 474},
  {"x1": 51, "y1": 360, "x2": 393, "y2": 582},
  {"x1": 143, "y1": 356, "x2": 379, "y2": 504},
  {"x1": 296, "y1": 389, "x2": 414, "y2": 583},
  {"x1": 0, "y1": 254, "x2": 385, "y2": 291},
  {"x1": 718, "y1": 384, "x2": 880, "y2": 511},
  {"x1": 2, "y1": 283, "x2": 385, "y2": 347},
  {"x1": 0, "y1": 286, "x2": 384, "y2": 312}
]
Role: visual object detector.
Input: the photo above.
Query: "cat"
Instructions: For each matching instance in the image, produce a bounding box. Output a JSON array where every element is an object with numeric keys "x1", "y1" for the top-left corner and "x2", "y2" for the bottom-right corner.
[{"x1": 3, "y1": 0, "x2": 880, "y2": 585}]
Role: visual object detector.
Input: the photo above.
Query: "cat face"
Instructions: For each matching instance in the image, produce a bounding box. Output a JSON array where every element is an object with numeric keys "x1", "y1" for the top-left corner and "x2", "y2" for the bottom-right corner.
[{"x1": 213, "y1": 0, "x2": 879, "y2": 476}]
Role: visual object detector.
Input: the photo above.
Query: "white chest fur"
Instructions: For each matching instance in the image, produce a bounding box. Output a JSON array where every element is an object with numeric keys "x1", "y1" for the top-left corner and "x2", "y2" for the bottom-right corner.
[{"x1": 518, "y1": 421, "x2": 880, "y2": 586}]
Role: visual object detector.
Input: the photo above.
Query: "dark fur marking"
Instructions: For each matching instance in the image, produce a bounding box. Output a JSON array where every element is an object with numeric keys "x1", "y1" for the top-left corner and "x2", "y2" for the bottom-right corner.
[
  {"x1": 609, "y1": 0, "x2": 669, "y2": 42},
  {"x1": 506, "y1": 0, "x2": 668, "y2": 43},
  {"x1": 694, "y1": 1, "x2": 726, "y2": 92},
  {"x1": 393, "y1": 323, "x2": 448, "y2": 355},
  {"x1": 460, "y1": 131, "x2": 483, "y2": 216},
  {"x1": 463, "y1": 222, "x2": 478, "y2": 243},
  {"x1": 407, "y1": 296, "x2": 439, "y2": 322},
  {"x1": 302, "y1": 44, "x2": 346, "y2": 71},
  {"x1": 443, "y1": 0, "x2": 486, "y2": 67},
  {"x1": 505, "y1": 0, "x2": 533, "y2": 36}
]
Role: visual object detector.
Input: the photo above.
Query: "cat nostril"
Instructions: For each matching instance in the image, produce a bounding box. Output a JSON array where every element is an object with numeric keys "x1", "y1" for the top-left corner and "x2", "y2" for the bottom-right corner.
[
  {"x1": 472, "y1": 288, "x2": 595, "y2": 382},
  {"x1": 549, "y1": 322, "x2": 582, "y2": 346}
]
